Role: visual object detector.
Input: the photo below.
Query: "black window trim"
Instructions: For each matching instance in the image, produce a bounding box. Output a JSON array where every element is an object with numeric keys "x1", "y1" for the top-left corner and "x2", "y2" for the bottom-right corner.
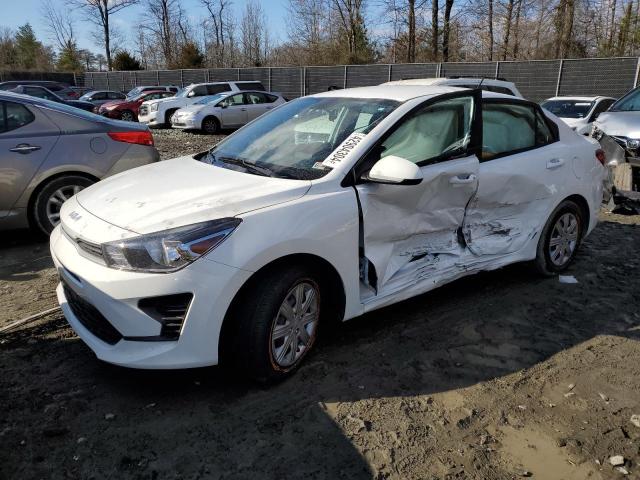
[
  {"x1": 479, "y1": 97, "x2": 559, "y2": 163},
  {"x1": 343, "y1": 89, "x2": 483, "y2": 187}
]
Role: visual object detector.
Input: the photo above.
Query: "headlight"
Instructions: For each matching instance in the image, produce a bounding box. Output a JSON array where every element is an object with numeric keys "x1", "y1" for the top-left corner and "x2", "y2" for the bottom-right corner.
[
  {"x1": 150, "y1": 103, "x2": 158, "y2": 112},
  {"x1": 102, "y1": 218, "x2": 241, "y2": 273},
  {"x1": 591, "y1": 125, "x2": 604, "y2": 140}
]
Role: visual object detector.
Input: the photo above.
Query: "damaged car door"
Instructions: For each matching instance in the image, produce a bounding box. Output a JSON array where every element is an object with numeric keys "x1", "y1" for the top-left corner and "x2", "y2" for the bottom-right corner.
[
  {"x1": 354, "y1": 91, "x2": 482, "y2": 303},
  {"x1": 463, "y1": 99, "x2": 567, "y2": 256}
]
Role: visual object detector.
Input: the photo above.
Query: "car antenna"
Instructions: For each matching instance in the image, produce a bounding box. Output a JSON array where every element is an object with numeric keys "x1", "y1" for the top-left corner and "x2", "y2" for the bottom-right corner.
[{"x1": 478, "y1": 77, "x2": 485, "y2": 90}]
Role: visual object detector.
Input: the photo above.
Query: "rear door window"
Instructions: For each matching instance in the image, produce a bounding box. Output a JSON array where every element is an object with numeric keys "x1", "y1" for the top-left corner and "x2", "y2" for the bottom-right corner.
[
  {"x1": 0, "y1": 101, "x2": 35, "y2": 133},
  {"x1": 245, "y1": 92, "x2": 267, "y2": 104},
  {"x1": 92, "y1": 92, "x2": 108, "y2": 100},
  {"x1": 481, "y1": 101, "x2": 557, "y2": 160},
  {"x1": 108, "y1": 92, "x2": 124, "y2": 99}
]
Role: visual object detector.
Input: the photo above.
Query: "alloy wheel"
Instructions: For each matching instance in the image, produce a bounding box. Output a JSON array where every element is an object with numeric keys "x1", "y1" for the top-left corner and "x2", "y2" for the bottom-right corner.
[
  {"x1": 46, "y1": 185, "x2": 83, "y2": 226},
  {"x1": 548, "y1": 212, "x2": 579, "y2": 266},
  {"x1": 270, "y1": 281, "x2": 320, "y2": 368},
  {"x1": 120, "y1": 111, "x2": 134, "y2": 121}
]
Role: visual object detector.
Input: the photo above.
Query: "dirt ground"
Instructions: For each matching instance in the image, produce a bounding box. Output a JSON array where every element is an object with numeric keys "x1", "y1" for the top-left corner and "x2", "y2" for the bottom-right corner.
[{"x1": 1, "y1": 131, "x2": 639, "y2": 479}]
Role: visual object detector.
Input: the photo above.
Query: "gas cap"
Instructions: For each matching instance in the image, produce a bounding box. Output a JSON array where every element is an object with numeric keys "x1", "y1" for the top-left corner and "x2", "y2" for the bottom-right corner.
[{"x1": 90, "y1": 137, "x2": 107, "y2": 154}]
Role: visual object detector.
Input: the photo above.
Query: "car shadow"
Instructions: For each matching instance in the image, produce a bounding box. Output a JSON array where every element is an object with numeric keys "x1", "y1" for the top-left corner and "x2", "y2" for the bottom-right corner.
[
  {"x1": 0, "y1": 229, "x2": 52, "y2": 280},
  {"x1": 1, "y1": 219, "x2": 639, "y2": 478}
]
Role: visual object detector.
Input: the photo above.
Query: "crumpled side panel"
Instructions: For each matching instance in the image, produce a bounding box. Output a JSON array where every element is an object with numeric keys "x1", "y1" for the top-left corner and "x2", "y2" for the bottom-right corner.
[
  {"x1": 463, "y1": 170, "x2": 554, "y2": 256},
  {"x1": 358, "y1": 155, "x2": 479, "y2": 295}
]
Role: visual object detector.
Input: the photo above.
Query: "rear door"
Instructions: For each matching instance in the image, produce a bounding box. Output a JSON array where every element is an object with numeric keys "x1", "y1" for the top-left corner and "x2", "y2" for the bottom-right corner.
[
  {"x1": 243, "y1": 92, "x2": 271, "y2": 121},
  {"x1": 356, "y1": 91, "x2": 482, "y2": 300},
  {"x1": 463, "y1": 98, "x2": 570, "y2": 256},
  {"x1": 218, "y1": 93, "x2": 248, "y2": 127},
  {"x1": 0, "y1": 101, "x2": 59, "y2": 217}
]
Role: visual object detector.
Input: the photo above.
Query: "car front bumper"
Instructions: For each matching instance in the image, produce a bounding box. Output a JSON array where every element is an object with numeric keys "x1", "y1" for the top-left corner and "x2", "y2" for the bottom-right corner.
[
  {"x1": 171, "y1": 117, "x2": 199, "y2": 129},
  {"x1": 138, "y1": 111, "x2": 160, "y2": 126},
  {"x1": 50, "y1": 224, "x2": 252, "y2": 369}
]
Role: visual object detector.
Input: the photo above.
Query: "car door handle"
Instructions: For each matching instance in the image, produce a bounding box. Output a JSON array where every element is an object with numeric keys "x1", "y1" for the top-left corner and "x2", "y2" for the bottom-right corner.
[
  {"x1": 240, "y1": 108, "x2": 247, "y2": 111},
  {"x1": 10, "y1": 144, "x2": 41, "y2": 154},
  {"x1": 449, "y1": 174, "x2": 477, "y2": 185},
  {"x1": 546, "y1": 158, "x2": 565, "y2": 169}
]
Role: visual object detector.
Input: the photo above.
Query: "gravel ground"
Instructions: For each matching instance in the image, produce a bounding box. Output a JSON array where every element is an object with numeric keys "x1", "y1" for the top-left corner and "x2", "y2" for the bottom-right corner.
[
  {"x1": 151, "y1": 128, "x2": 226, "y2": 160},
  {"x1": 1, "y1": 130, "x2": 639, "y2": 479}
]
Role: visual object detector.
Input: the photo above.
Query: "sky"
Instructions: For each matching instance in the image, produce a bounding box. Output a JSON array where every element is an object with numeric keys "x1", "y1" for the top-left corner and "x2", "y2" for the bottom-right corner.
[{"x1": 1, "y1": 0, "x2": 290, "y2": 53}]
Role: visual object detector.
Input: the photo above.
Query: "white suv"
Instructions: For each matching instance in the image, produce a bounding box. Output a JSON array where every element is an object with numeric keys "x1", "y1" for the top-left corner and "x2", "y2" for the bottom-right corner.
[
  {"x1": 138, "y1": 81, "x2": 265, "y2": 127},
  {"x1": 384, "y1": 77, "x2": 523, "y2": 98}
]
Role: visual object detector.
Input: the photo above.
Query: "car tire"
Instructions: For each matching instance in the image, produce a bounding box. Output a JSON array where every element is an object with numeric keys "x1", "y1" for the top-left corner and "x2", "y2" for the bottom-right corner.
[
  {"x1": 202, "y1": 116, "x2": 220, "y2": 135},
  {"x1": 164, "y1": 109, "x2": 178, "y2": 127},
  {"x1": 32, "y1": 175, "x2": 94, "y2": 236},
  {"x1": 119, "y1": 110, "x2": 136, "y2": 122},
  {"x1": 221, "y1": 265, "x2": 324, "y2": 383},
  {"x1": 533, "y1": 199, "x2": 584, "y2": 276}
]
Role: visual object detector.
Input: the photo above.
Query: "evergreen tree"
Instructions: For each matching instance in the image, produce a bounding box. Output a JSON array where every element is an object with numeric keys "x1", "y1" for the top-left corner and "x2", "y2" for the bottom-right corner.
[
  {"x1": 112, "y1": 50, "x2": 142, "y2": 70},
  {"x1": 15, "y1": 24, "x2": 42, "y2": 69}
]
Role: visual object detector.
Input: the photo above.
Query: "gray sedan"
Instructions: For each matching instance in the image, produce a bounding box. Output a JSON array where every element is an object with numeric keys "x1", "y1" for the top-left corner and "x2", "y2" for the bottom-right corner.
[{"x1": 0, "y1": 92, "x2": 159, "y2": 235}]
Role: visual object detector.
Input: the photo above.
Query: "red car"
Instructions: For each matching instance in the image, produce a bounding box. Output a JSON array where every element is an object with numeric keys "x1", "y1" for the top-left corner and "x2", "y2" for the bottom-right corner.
[{"x1": 98, "y1": 90, "x2": 175, "y2": 121}]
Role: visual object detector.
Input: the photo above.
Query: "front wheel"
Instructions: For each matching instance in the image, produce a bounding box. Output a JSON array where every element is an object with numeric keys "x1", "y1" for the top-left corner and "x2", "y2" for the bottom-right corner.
[
  {"x1": 533, "y1": 200, "x2": 584, "y2": 276},
  {"x1": 119, "y1": 110, "x2": 136, "y2": 122},
  {"x1": 202, "y1": 116, "x2": 220, "y2": 134},
  {"x1": 32, "y1": 175, "x2": 94, "y2": 235},
  {"x1": 221, "y1": 265, "x2": 322, "y2": 383}
]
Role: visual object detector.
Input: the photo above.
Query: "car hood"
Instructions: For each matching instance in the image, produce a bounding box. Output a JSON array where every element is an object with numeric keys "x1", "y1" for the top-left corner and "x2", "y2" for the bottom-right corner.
[
  {"x1": 596, "y1": 111, "x2": 640, "y2": 137},
  {"x1": 75, "y1": 156, "x2": 312, "y2": 234},
  {"x1": 144, "y1": 97, "x2": 179, "y2": 108}
]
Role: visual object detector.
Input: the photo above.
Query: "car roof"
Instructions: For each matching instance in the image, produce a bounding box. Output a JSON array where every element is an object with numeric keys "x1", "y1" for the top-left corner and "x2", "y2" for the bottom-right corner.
[
  {"x1": 544, "y1": 96, "x2": 615, "y2": 102},
  {"x1": 311, "y1": 84, "x2": 511, "y2": 102},
  {"x1": 384, "y1": 77, "x2": 516, "y2": 87},
  {"x1": 0, "y1": 90, "x2": 59, "y2": 106}
]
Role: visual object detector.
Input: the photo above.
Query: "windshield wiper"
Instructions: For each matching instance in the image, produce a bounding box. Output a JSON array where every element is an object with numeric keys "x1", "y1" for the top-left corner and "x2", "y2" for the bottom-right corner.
[{"x1": 215, "y1": 155, "x2": 275, "y2": 177}]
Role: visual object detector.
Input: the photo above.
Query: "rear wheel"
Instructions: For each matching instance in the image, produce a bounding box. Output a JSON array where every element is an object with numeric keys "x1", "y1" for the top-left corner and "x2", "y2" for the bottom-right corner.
[
  {"x1": 32, "y1": 175, "x2": 94, "y2": 235},
  {"x1": 202, "y1": 116, "x2": 220, "y2": 134},
  {"x1": 221, "y1": 265, "x2": 323, "y2": 383},
  {"x1": 534, "y1": 200, "x2": 584, "y2": 276},
  {"x1": 119, "y1": 110, "x2": 135, "y2": 122}
]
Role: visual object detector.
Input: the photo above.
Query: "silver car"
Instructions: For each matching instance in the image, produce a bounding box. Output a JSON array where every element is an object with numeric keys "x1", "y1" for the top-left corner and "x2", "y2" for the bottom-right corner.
[
  {"x1": 170, "y1": 91, "x2": 287, "y2": 134},
  {"x1": 0, "y1": 92, "x2": 159, "y2": 235}
]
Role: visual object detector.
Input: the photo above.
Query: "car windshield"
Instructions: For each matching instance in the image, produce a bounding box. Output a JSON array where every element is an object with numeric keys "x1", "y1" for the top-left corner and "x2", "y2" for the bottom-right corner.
[
  {"x1": 126, "y1": 88, "x2": 143, "y2": 98},
  {"x1": 609, "y1": 88, "x2": 640, "y2": 112},
  {"x1": 194, "y1": 94, "x2": 227, "y2": 105},
  {"x1": 205, "y1": 96, "x2": 399, "y2": 180},
  {"x1": 541, "y1": 100, "x2": 594, "y2": 118}
]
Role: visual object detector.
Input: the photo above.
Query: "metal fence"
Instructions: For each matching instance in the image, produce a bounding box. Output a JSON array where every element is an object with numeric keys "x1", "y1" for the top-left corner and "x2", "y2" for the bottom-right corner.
[
  {"x1": 0, "y1": 70, "x2": 80, "y2": 85},
  {"x1": 83, "y1": 57, "x2": 640, "y2": 102}
]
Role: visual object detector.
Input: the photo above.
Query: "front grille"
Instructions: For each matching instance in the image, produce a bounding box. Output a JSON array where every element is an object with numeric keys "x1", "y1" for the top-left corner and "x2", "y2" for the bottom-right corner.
[
  {"x1": 139, "y1": 105, "x2": 148, "y2": 116},
  {"x1": 611, "y1": 135, "x2": 628, "y2": 148},
  {"x1": 63, "y1": 281, "x2": 122, "y2": 345},
  {"x1": 138, "y1": 293, "x2": 193, "y2": 340}
]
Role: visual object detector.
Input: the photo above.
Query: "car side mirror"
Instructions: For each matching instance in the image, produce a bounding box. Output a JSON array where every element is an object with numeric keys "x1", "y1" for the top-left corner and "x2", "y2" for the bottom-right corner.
[{"x1": 365, "y1": 156, "x2": 423, "y2": 185}]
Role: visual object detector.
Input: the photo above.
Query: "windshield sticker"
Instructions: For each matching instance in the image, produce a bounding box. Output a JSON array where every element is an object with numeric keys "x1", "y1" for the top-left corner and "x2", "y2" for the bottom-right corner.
[
  {"x1": 312, "y1": 162, "x2": 328, "y2": 170},
  {"x1": 322, "y1": 132, "x2": 367, "y2": 169}
]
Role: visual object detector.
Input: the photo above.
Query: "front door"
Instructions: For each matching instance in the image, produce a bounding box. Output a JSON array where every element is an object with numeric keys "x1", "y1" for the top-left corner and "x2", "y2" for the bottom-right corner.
[
  {"x1": 356, "y1": 92, "x2": 481, "y2": 302},
  {"x1": 219, "y1": 93, "x2": 248, "y2": 127},
  {"x1": 463, "y1": 99, "x2": 572, "y2": 256}
]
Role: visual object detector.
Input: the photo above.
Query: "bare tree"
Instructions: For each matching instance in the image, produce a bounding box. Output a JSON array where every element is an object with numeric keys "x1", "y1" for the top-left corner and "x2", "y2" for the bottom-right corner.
[
  {"x1": 441, "y1": 0, "x2": 454, "y2": 61},
  {"x1": 41, "y1": 0, "x2": 76, "y2": 51},
  {"x1": 201, "y1": 0, "x2": 233, "y2": 66},
  {"x1": 241, "y1": 0, "x2": 270, "y2": 66},
  {"x1": 69, "y1": 0, "x2": 138, "y2": 70}
]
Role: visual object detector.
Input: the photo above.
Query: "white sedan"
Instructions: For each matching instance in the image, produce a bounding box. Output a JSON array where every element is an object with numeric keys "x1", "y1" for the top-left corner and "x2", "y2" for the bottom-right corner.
[
  {"x1": 51, "y1": 85, "x2": 605, "y2": 382},
  {"x1": 541, "y1": 96, "x2": 616, "y2": 135},
  {"x1": 171, "y1": 91, "x2": 287, "y2": 134}
]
